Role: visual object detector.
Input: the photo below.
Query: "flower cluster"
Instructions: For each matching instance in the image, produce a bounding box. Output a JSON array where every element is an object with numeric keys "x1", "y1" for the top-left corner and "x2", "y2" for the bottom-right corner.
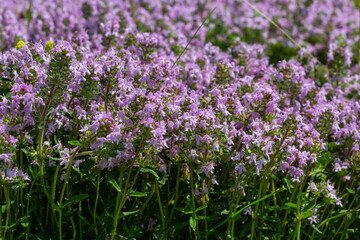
[{"x1": 0, "y1": 0, "x2": 359, "y2": 239}]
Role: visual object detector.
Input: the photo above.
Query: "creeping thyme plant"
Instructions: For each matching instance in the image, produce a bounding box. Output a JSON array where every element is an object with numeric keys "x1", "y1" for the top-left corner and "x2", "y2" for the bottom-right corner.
[{"x1": 0, "y1": 0, "x2": 360, "y2": 239}]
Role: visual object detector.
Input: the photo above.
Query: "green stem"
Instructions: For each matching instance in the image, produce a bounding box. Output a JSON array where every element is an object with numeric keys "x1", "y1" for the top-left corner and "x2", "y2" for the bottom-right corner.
[
  {"x1": 93, "y1": 168, "x2": 100, "y2": 235},
  {"x1": 51, "y1": 165, "x2": 60, "y2": 229},
  {"x1": 252, "y1": 126, "x2": 291, "y2": 240},
  {"x1": 190, "y1": 162, "x2": 200, "y2": 239},
  {"x1": 333, "y1": 196, "x2": 357, "y2": 239},
  {"x1": 155, "y1": 180, "x2": 166, "y2": 237},
  {"x1": 110, "y1": 146, "x2": 142, "y2": 240},
  {"x1": 167, "y1": 165, "x2": 182, "y2": 237},
  {"x1": 2, "y1": 184, "x2": 11, "y2": 239},
  {"x1": 58, "y1": 146, "x2": 82, "y2": 240}
]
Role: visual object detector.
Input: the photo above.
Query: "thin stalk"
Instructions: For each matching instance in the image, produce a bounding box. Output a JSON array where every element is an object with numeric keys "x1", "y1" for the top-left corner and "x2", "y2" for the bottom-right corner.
[
  {"x1": 282, "y1": 183, "x2": 299, "y2": 235},
  {"x1": 79, "y1": 201, "x2": 83, "y2": 240},
  {"x1": 167, "y1": 165, "x2": 182, "y2": 235},
  {"x1": 51, "y1": 165, "x2": 60, "y2": 229},
  {"x1": 296, "y1": 166, "x2": 310, "y2": 240},
  {"x1": 155, "y1": 180, "x2": 166, "y2": 237},
  {"x1": 2, "y1": 184, "x2": 11, "y2": 239},
  {"x1": 333, "y1": 196, "x2": 357, "y2": 239},
  {"x1": 110, "y1": 146, "x2": 142, "y2": 240},
  {"x1": 171, "y1": 8, "x2": 216, "y2": 69},
  {"x1": 190, "y1": 162, "x2": 200, "y2": 239},
  {"x1": 66, "y1": 186, "x2": 76, "y2": 240},
  {"x1": 38, "y1": 84, "x2": 56, "y2": 153},
  {"x1": 93, "y1": 168, "x2": 100, "y2": 235},
  {"x1": 74, "y1": 99, "x2": 88, "y2": 140},
  {"x1": 202, "y1": 179, "x2": 208, "y2": 240},
  {"x1": 251, "y1": 126, "x2": 291, "y2": 240},
  {"x1": 58, "y1": 146, "x2": 82, "y2": 240}
]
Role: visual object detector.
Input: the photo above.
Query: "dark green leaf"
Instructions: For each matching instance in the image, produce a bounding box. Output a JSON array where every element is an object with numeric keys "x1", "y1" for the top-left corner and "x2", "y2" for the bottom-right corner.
[
  {"x1": 201, "y1": 188, "x2": 286, "y2": 240},
  {"x1": 302, "y1": 199, "x2": 317, "y2": 213},
  {"x1": 107, "y1": 177, "x2": 122, "y2": 193},
  {"x1": 347, "y1": 188, "x2": 355, "y2": 194},
  {"x1": 45, "y1": 107, "x2": 55, "y2": 119},
  {"x1": 197, "y1": 215, "x2": 218, "y2": 221},
  {"x1": 0, "y1": 87, "x2": 11, "y2": 97},
  {"x1": 62, "y1": 194, "x2": 89, "y2": 208}
]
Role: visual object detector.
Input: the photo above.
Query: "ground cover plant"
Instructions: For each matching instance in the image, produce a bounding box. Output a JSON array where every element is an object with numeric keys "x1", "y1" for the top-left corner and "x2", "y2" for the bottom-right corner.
[{"x1": 0, "y1": 0, "x2": 360, "y2": 239}]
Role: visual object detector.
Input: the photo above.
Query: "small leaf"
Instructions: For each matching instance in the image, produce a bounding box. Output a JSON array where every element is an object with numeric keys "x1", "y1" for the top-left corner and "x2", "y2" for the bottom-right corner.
[
  {"x1": 38, "y1": 121, "x2": 44, "y2": 129},
  {"x1": 194, "y1": 205, "x2": 208, "y2": 213},
  {"x1": 189, "y1": 217, "x2": 197, "y2": 230},
  {"x1": 0, "y1": 87, "x2": 11, "y2": 97},
  {"x1": 45, "y1": 107, "x2": 55, "y2": 119},
  {"x1": 107, "y1": 178, "x2": 122, "y2": 193},
  {"x1": 62, "y1": 194, "x2": 89, "y2": 208},
  {"x1": 68, "y1": 140, "x2": 82, "y2": 146},
  {"x1": 299, "y1": 209, "x2": 313, "y2": 220},
  {"x1": 127, "y1": 191, "x2": 147, "y2": 197},
  {"x1": 140, "y1": 168, "x2": 160, "y2": 180},
  {"x1": 174, "y1": 207, "x2": 188, "y2": 214},
  {"x1": 347, "y1": 188, "x2": 355, "y2": 194},
  {"x1": 197, "y1": 215, "x2": 218, "y2": 221},
  {"x1": 311, "y1": 224, "x2": 322, "y2": 234},
  {"x1": 21, "y1": 222, "x2": 29, "y2": 227},
  {"x1": 285, "y1": 203, "x2": 297, "y2": 209},
  {"x1": 302, "y1": 199, "x2": 317, "y2": 213},
  {"x1": 119, "y1": 210, "x2": 140, "y2": 218},
  {"x1": 174, "y1": 205, "x2": 208, "y2": 214},
  {"x1": 221, "y1": 209, "x2": 230, "y2": 215}
]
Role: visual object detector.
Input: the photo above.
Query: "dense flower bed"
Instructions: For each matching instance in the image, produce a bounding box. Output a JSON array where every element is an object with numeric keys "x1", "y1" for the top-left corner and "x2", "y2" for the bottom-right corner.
[{"x1": 0, "y1": 0, "x2": 360, "y2": 239}]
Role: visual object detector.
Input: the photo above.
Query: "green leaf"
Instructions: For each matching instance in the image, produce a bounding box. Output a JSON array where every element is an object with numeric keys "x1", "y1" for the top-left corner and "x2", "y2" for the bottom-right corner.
[
  {"x1": 319, "y1": 152, "x2": 331, "y2": 166},
  {"x1": 38, "y1": 121, "x2": 44, "y2": 130},
  {"x1": 26, "y1": 3, "x2": 32, "y2": 33},
  {"x1": 311, "y1": 224, "x2": 322, "y2": 234},
  {"x1": 285, "y1": 202, "x2": 297, "y2": 209},
  {"x1": 127, "y1": 191, "x2": 147, "y2": 197},
  {"x1": 140, "y1": 167, "x2": 160, "y2": 181},
  {"x1": 107, "y1": 177, "x2": 122, "y2": 193},
  {"x1": 49, "y1": 157, "x2": 61, "y2": 161},
  {"x1": 21, "y1": 222, "x2": 29, "y2": 227},
  {"x1": 189, "y1": 217, "x2": 197, "y2": 230},
  {"x1": 62, "y1": 194, "x2": 89, "y2": 208},
  {"x1": 347, "y1": 188, "x2": 355, "y2": 194},
  {"x1": 174, "y1": 205, "x2": 208, "y2": 215},
  {"x1": 302, "y1": 199, "x2": 317, "y2": 213},
  {"x1": 45, "y1": 107, "x2": 55, "y2": 119},
  {"x1": 119, "y1": 210, "x2": 140, "y2": 218},
  {"x1": 221, "y1": 209, "x2": 230, "y2": 215},
  {"x1": 197, "y1": 215, "x2": 218, "y2": 221},
  {"x1": 68, "y1": 140, "x2": 82, "y2": 146},
  {"x1": 140, "y1": 167, "x2": 166, "y2": 185},
  {"x1": 0, "y1": 87, "x2": 11, "y2": 97},
  {"x1": 201, "y1": 188, "x2": 286, "y2": 240},
  {"x1": 299, "y1": 209, "x2": 313, "y2": 220},
  {"x1": 169, "y1": 220, "x2": 189, "y2": 230}
]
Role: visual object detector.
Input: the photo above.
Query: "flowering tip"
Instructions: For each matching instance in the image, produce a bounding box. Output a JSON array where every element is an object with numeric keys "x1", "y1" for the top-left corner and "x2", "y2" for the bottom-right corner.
[
  {"x1": 16, "y1": 41, "x2": 25, "y2": 49},
  {"x1": 45, "y1": 40, "x2": 53, "y2": 51}
]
